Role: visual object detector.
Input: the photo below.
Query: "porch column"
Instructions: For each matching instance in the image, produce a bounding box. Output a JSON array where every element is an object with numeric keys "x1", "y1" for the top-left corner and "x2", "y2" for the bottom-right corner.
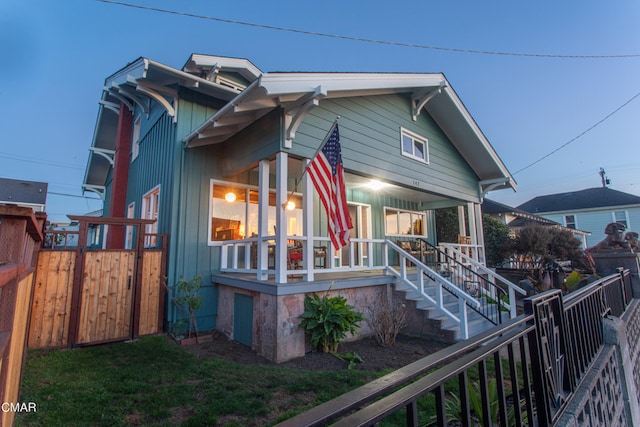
[
  {"x1": 275, "y1": 152, "x2": 288, "y2": 283},
  {"x1": 257, "y1": 160, "x2": 270, "y2": 280},
  {"x1": 302, "y1": 159, "x2": 314, "y2": 281},
  {"x1": 457, "y1": 205, "x2": 467, "y2": 237}
]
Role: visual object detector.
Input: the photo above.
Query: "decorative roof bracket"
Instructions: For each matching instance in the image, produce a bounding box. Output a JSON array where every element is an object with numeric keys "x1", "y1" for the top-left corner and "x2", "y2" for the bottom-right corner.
[
  {"x1": 82, "y1": 184, "x2": 106, "y2": 200},
  {"x1": 412, "y1": 81, "x2": 446, "y2": 121},
  {"x1": 105, "y1": 87, "x2": 134, "y2": 112},
  {"x1": 135, "y1": 83, "x2": 176, "y2": 118},
  {"x1": 479, "y1": 177, "x2": 511, "y2": 200},
  {"x1": 283, "y1": 86, "x2": 327, "y2": 148},
  {"x1": 98, "y1": 100, "x2": 121, "y2": 115},
  {"x1": 112, "y1": 83, "x2": 150, "y2": 116},
  {"x1": 89, "y1": 147, "x2": 116, "y2": 166}
]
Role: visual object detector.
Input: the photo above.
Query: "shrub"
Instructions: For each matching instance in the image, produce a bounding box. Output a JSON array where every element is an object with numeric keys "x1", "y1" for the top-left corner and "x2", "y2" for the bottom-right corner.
[
  {"x1": 172, "y1": 275, "x2": 203, "y2": 338},
  {"x1": 367, "y1": 296, "x2": 407, "y2": 347},
  {"x1": 299, "y1": 293, "x2": 365, "y2": 353}
]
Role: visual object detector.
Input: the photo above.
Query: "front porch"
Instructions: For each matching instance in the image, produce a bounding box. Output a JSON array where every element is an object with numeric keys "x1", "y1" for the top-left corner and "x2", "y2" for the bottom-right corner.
[{"x1": 212, "y1": 239, "x2": 523, "y2": 362}]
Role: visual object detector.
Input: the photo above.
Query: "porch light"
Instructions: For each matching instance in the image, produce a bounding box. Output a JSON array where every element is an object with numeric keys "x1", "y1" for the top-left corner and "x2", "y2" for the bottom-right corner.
[
  {"x1": 368, "y1": 180, "x2": 388, "y2": 190},
  {"x1": 286, "y1": 201, "x2": 296, "y2": 210},
  {"x1": 224, "y1": 192, "x2": 236, "y2": 203}
]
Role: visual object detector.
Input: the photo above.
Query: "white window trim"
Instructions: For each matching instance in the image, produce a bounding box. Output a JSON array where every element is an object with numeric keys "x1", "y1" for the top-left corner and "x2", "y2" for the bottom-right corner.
[
  {"x1": 564, "y1": 214, "x2": 577, "y2": 229},
  {"x1": 400, "y1": 127, "x2": 429, "y2": 164},
  {"x1": 384, "y1": 206, "x2": 428, "y2": 237},
  {"x1": 142, "y1": 185, "x2": 160, "y2": 246},
  {"x1": 125, "y1": 202, "x2": 136, "y2": 249},
  {"x1": 612, "y1": 210, "x2": 629, "y2": 228},
  {"x1": 131, "y1": 115, "x2": 141, "y2": 162}
]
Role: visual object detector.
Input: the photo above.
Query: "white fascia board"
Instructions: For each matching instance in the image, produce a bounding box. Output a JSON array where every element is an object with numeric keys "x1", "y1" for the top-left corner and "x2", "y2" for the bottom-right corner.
[{"x1": 259, "y1": 72, "x2": 446, "y2": 97}]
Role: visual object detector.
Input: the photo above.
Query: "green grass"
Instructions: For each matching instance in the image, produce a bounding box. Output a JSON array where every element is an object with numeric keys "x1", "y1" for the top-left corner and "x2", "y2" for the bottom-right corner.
[{"x1": 16, "y1": 336, "x2": 379, "y2": 427}]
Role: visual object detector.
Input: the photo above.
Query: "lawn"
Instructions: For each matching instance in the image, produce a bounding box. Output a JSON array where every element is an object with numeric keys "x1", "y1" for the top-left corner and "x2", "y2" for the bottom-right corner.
[{"x1": 15, "y1": 336, "x2": 380, "y2": 426}]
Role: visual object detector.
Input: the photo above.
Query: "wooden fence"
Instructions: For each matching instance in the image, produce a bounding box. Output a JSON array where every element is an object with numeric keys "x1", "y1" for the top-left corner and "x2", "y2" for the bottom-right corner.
[
  {"x1": 28, "y1": 217, "x2": 166, "y2": 349},
  {"x1": 0, "y1": 205, "x2": 44, "y2": 427}
]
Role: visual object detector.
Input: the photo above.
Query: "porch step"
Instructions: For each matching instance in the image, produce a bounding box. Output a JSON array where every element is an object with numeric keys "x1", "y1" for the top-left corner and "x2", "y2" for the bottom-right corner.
[{"x1": 393, "y1": 276, "x2": 499, "y2": 341}]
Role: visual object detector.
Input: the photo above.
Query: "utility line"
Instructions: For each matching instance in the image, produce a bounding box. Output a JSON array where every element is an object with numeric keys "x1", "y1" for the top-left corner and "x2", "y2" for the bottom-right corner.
[
  {"x1": 0, "y1": 152, "x2": 84, "y2": 170},
  {"x1": 513, "y1": 90, "x2": 640, "y2": 175},
  {"x1": 48, "y1": 191, "x2": 101, "y2": 201},
  {"x1": 97, "y1": 0, "x2": 640, "y2": 59}
]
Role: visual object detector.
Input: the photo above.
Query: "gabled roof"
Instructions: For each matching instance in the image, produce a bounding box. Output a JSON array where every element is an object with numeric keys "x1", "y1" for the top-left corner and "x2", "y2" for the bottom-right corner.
[
  {"x1": 517, "y1": 187, "x2": 640, "y2": 214},
  {"x1": 0, "y1": 177, "x2": 48, "y2": 210},
  {"x1": 184, "y1": 71, "x2": 516, "y2": 193},
  {"x1": 83, "y1": 54, "x2": 262, "y2": 198},
  {"x1": 483, "y1": 198, "x2": 590, "y2": 235}
]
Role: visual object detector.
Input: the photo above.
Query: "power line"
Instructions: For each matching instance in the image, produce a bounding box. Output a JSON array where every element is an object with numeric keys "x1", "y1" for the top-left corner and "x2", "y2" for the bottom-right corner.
[
  {"x1": 0, "y1": 152, "x2": 84, "y2": 170},
  {"x1": 48, "y1": 191, "x2": 102, "y2": 201},
  {"x1": 513, "y1": 91, "x2": 640, "y2": 175},
  {"x1": 97, "y1": 0, "x2": 640, "y2": 59}
]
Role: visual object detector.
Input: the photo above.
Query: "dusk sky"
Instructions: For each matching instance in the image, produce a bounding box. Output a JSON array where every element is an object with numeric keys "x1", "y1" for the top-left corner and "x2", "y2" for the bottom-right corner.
[{"x1": 2, "y1": 1, "x2": 639, "y2": 223}]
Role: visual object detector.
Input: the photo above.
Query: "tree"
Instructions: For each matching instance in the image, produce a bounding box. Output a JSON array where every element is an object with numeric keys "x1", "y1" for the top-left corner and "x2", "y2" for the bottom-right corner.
[
  {"x1": 482, "y1": 214, "x2": 512, "y2": 267},
  {"x1": 435, "y1": 207, "x2": 460, "y2": 243}
]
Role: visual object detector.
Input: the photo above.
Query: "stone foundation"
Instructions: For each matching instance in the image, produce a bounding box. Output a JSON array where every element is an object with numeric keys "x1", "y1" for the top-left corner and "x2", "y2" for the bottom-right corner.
[{"x1": 216, "y1": 284, "x2": 385, "y2": 362}]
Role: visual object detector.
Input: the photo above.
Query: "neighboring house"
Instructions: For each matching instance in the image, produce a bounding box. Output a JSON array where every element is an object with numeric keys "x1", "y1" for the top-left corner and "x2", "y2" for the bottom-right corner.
[
  {"x1": 82, "y1": 54, "x2": 517, "y2": 361},
  {"x1": 483, "y1": 198, "x2": 590, "y2": 247},
  {"x1": 517, "y1": 187, "x2": 640, "y2": 248},
  {"x1": 0, "y1": 177, "x2": 48, "y2": 212}
]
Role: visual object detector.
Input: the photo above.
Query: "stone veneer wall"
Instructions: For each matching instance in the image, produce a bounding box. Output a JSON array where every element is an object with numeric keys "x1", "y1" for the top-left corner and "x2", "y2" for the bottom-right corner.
[{"x1": 216, "y1": 284, "x2": 387, "y2": 363}]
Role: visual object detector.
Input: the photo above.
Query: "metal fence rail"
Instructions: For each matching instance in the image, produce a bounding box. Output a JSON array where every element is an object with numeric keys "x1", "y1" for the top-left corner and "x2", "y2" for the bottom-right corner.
[{"x1": 277, "y1": 268, "x2": 632, "y2": 427}]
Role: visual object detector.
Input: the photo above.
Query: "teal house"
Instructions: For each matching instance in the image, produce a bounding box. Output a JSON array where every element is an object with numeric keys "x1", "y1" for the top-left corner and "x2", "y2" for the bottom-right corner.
[{"x1": 83, "y1": 54, "x2": 519, "y2": 361}]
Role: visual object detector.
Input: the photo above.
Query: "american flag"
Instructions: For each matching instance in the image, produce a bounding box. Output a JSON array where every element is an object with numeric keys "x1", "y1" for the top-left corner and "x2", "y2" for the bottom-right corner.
[{"x1": 307, "y1": 123, "x2": 353, "y2": 250}]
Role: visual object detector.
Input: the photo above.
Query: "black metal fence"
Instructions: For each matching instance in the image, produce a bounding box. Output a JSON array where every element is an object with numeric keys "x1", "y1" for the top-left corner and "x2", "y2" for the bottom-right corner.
[{"x1": 277, "y1": 268, "x2": 633, "y2": 427}]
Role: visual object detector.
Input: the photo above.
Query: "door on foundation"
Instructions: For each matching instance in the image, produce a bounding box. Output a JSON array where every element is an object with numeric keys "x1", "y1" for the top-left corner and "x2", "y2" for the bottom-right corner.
[
  {"x1": 337, "y1": 203, "x2": 371, "y2": 268},
  {"x1": 233, "y1": 293, "x2": 253, "y2": 346}
]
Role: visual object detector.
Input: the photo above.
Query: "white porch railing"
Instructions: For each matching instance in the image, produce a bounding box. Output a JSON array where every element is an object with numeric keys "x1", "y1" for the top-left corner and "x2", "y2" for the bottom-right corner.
[
  {"x1": 439, "y1": 242, "x2": 526, "y2": 318},
  {"x1": 386, "y1": 240, "x2": 480, "y2": 340}
]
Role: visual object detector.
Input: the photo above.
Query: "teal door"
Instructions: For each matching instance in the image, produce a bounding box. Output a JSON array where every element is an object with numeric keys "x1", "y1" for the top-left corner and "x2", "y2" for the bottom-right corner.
[{"x1": 233, "y1": 293, "x2": 253, "y2": 346}]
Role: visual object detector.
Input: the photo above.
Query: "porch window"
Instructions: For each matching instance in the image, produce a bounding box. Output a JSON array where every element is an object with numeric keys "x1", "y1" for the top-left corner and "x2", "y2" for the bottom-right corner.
[
  {"x1": 385, "y1": 208, "x2": 426, "y2": 237},
  {"x1": 400, "y1": 128, "x2": 428, "y2": 163},
  {"x1": 209, "y1": 181, "x2": 303, "y2": 243}
]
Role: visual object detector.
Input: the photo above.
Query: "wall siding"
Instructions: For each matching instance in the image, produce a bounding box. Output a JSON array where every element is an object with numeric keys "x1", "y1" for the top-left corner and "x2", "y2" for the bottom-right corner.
[
  {"x1": 290, "y1": 94, "x2": 481, "y2": 202},
  {"x1": 542, "y1": 207, "x2": 640, "y2": 248}
]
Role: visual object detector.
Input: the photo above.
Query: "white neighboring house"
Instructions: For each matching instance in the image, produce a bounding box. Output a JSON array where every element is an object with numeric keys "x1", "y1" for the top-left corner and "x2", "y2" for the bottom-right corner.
[{"x1": 517, "y1": 187, "x2": 640, "y2": 248}]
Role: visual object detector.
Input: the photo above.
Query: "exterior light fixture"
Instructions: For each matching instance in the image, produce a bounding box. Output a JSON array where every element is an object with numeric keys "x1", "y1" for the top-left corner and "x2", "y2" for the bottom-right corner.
[
  {"x1": 368, "y1": 180, "x2": 388, "y2": 190},
  {"x1": 286, "y1": 201, "x2": 296, "y2": 210},
  {"x1": 224, "y1": 192, "x2": 236, "y2": 203}
]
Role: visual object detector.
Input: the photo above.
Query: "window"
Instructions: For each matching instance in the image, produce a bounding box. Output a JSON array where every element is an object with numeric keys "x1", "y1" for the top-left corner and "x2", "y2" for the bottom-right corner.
[
  {"x1": 142, "y1": 186, "x2": 160, "y2": 247},
  {"x1": 564, "y1": 215, "x2": 576, "y2": 229},
  {"x1": 209, "y1": 180, "x2": 302, "y2": 244},
  {"x1": 384, "y1": 208, "x2": 426, "y2": 237},
  {"x1": 125, "y1": 202, "x2": 135, "y2": 249},
  {"x1": 131, "y1": 116, "x2": 141, "y2": 161},
  {"x1": 613, "y1": 210, "x2": 628, "y2": 228},
  {"x1": 400, "y1": 128, "x2": 429, "y2": 163}
]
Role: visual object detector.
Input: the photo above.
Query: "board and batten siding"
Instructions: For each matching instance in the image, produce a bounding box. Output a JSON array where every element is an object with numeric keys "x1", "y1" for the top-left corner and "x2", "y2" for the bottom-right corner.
[{"x1": 290, "y1": 94, "x2": 481, "y2": 203}]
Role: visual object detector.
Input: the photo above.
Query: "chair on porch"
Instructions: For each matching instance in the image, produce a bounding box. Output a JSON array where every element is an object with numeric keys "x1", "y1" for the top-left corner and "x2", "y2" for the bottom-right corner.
[
  {"x1": 288, "y1": 243, "x2": 303, "y2": 270},
  {"x1": 457, "y1": 234, "x2": 471, "y2": 257}
]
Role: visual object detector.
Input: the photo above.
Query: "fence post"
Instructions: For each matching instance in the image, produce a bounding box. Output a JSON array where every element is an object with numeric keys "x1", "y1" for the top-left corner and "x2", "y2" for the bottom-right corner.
[{"x1": 524, "y1": 289, "x2": 568, "y2": 426}]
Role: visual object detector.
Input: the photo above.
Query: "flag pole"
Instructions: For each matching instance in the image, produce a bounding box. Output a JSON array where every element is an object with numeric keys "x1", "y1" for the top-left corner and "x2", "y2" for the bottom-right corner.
[{"x1": 282, "y1": 116, "x2": 340, "y2": 209}]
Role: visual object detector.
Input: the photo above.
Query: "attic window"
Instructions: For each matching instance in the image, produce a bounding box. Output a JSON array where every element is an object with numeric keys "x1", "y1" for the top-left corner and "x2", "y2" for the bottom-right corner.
[
  {"x1": 400, "y1": 128, "x2": 429, "y2": 163},
  {"x1": 215, "y1": 75, "x2": 246, "y2": 92}
]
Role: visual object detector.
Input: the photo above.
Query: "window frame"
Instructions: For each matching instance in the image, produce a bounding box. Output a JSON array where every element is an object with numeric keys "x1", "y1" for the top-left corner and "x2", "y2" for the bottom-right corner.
[
  {"x1": 612, "y1": 210, "x2": 629, "y2": 229},
  {"x1": 400, "y1": 127, "x2": 429, "y2": 163},
  {"x1": 131, "y1": 115, "x2": 141, "y2": 162},
  {"x1": 141, "y1": 185, "x2": 160, "y2": 247},
  {"x1": 564, "y1": 214, "x2": 576, "y2": 229},
  {"x1": 384, "y1": 207, "x2": 427, "y2": 238}
]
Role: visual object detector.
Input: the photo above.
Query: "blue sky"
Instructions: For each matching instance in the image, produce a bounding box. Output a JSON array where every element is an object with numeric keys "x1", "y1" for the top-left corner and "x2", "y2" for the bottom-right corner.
[{"x1": 1, "y1": 1, "x2": 639, "y2": 223}]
